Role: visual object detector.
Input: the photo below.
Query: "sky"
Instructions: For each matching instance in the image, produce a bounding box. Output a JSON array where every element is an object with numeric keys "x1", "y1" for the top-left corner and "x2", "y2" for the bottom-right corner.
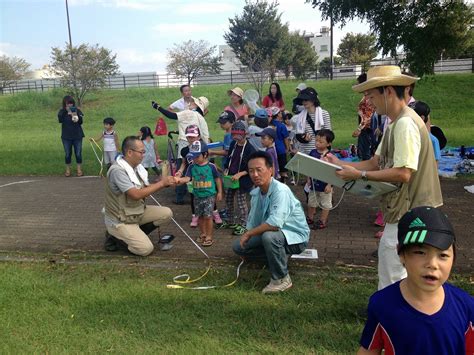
[{"x1": 0, "y1": 0, "x2": 370, "y2": 74}]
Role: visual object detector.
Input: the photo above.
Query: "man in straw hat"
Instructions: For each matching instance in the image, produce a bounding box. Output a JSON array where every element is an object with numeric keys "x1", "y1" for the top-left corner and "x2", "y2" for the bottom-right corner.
[{"x1": 325, "y1": 65, "x2": 442, "y2": 290}]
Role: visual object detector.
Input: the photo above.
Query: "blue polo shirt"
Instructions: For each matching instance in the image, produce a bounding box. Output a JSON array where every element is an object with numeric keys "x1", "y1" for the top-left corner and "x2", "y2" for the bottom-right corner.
[
  {"x1": 247, "y1": 178, "x2": 310, "y2": 245},
  {"x1": 270, "y1": 119, "x2": 289, "y2": 155}
]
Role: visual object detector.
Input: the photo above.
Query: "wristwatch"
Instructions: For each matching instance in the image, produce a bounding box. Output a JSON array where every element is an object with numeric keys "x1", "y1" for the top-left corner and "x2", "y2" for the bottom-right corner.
[{"x1": 361, "y1": 170, "x2": 368, "y2": 181}]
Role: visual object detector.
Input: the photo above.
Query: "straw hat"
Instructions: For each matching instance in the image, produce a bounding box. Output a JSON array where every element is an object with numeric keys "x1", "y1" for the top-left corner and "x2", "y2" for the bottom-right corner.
[
  {"x1": 352, "y1": 66, "x2": 419, "y2": 93},
  {"x1": 193, "y1": 96, "x2": 209, "y2": 113},
  {"x1": 227, "y1": 87, "x2": 244, "y2": 98}
]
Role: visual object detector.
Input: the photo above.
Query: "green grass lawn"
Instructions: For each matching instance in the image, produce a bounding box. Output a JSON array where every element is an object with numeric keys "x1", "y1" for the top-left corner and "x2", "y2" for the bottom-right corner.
[
  {"x1": 0, "y1": 260, "x2": 471, "y2": 353},
  {"x1": 0, "y1": 74, "x2": 473, "y2": 175}
]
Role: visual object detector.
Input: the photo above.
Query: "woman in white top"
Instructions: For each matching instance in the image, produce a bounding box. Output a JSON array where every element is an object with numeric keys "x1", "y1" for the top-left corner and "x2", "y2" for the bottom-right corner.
[{"x1": 291, "y1": 87, "x2": 332, "y2": 154}]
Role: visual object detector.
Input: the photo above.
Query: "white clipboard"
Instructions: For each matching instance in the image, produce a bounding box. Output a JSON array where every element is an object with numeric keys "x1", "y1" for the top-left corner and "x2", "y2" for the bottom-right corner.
[{"x1": 285, "y1": 152, "x2": 398, "y2": 198}]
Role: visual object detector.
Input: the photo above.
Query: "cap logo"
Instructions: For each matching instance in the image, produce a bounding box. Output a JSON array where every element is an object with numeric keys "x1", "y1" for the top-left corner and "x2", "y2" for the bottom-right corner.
[
  {"x1": 403, "y1": 229, "x2": 427, "y2": 245},
  {"x1": 409, "y1": 217, "x2": 426, "y2": 229}
]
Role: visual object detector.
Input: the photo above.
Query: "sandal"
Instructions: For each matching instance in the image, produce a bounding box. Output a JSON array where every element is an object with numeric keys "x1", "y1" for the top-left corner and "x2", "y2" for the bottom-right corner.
[
  {"x1": 64, "y1": 171, "x2": 71, "y2": 177},
  {"x1": 196, "y1": 234, "x2": 206, "y2": 243},
  {"x1": 202, "y1": 238, "x2": 213, "y2": 247},
  {"x1": 77, "y1": 171, "x2": 84, "y2": 177}
]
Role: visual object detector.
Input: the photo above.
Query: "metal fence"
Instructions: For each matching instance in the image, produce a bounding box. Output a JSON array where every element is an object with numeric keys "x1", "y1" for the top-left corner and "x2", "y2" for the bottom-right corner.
[{"x1": 2, "y1": 58, "x2": 472, "y2": 95}]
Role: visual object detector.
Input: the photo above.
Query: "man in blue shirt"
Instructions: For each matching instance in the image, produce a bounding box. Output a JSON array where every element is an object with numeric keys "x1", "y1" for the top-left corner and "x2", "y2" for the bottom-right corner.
[{"x1": 232, "y1": 151, "x2": 310, "y2": 294}]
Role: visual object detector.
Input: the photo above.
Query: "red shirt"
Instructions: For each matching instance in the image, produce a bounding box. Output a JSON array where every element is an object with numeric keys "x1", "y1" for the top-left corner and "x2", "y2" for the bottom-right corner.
[{"x1": 262, "y1": 95, "x2": 285, "y2": 110}]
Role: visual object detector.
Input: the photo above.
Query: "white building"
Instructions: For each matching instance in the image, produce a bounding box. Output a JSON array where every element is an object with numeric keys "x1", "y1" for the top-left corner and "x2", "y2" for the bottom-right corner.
[
  {"x1": 218, "y1": 45, "x2": 244, "y2": 72},
  {"x1": 304, "y1": 26, "x2": 331, "y2": 62}
]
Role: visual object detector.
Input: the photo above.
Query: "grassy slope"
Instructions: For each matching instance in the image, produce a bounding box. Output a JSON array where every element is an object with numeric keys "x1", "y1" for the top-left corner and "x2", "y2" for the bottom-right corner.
[{"x1": 0, "y1": 74, "x2": 473, "y2": 175}]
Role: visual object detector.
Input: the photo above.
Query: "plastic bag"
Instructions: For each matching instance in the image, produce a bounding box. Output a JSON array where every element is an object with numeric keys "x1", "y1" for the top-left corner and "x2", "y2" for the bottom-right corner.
[{"x1": 154, "y1": 117, "x2": 168, "y2": 136}]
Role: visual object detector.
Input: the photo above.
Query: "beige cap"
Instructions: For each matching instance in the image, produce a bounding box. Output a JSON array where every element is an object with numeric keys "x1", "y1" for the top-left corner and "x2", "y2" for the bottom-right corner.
[{"x1": 227, "y1": 87, "x2": 244, "y2": 98}]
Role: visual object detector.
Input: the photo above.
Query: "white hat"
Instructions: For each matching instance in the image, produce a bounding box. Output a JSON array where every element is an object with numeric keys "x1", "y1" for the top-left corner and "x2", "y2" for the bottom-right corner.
[
  {"x1": 352, "y1": 66, "x2": 419, "y2": 93},
  {"x1": 193, "y1": 96, "x2": 209, "y2": 113},
  {"x1": 296, "y1": 83, "x2": 307, "y2": 91}
]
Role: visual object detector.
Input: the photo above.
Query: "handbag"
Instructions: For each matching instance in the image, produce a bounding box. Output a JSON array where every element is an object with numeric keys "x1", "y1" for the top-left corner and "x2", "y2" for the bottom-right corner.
[{"x1": 154, "y1": 117, "x2": 168, "y2": 136}]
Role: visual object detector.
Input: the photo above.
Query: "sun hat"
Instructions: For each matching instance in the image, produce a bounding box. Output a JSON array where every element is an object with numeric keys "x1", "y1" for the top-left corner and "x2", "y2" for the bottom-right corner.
[
  {"x1": 193, "y1": 96, "x2": 209, "y2": 113},
  {"x1": 256, "y1": 127, "x2": 277, "y2": 140},
  {"x1": 186, "y1": 140, "x2": 208, "y2": 159},
  {"x1": 397, "y1": 206, "x2": 455, "y2": 254},
  {"x1": 294, "y1": 87, "x2": 318, "y2": 105},
  {"x1": 296, "y1": 83, "x2": 307, "y2": 91},
  {"x1": 216, "y1": 110, "x2": 236, "y2": 124},
  {"x1": 185, "y1": 124, "x2": 200, "y2": 137},
  {"x1": 352, "y1": 66, "x2": 419, "y2": 93},
  {"x1": 227, "y1": 87, "x2": 244, "y2": 98}
]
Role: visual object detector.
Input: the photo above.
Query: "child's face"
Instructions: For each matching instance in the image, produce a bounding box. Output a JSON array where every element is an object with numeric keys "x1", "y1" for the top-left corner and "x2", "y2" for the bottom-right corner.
[
  {"x1": 315, "y1": 135, "x2": 330, "y2": 151},
  {"x1": 186, "y1": 136, "x2": 200, "y2": 145},
  {"x1": 104, "y1": 123, "x2": 113, "y2": 130},
  {"x1": 260, "y1": 135, "x2": 273, "y2": 148},
  {"x1": 400, "y1": 244, "x2": 454, "y2": 292},
  {"x1": 192, "y1": 153, "x2": 206, "y2": 164},
  {"x1": 232, "y1": 133, "x2": 246, "y2": 143}
]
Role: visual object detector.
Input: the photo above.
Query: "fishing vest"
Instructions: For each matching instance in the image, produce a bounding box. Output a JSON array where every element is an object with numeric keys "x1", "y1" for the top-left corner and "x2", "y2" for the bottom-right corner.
[
  {"x1": 104, "y1": 164, "x2": 146, "y2": 224},
  {"x1": 378, "y1": 106, "x2": 443, "y2": 224}
]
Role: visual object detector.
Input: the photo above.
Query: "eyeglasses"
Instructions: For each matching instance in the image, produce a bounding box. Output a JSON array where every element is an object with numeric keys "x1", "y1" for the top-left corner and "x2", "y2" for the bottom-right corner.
[{"x1": 131, "y1": 149, "x2": 146, "y2": 155}]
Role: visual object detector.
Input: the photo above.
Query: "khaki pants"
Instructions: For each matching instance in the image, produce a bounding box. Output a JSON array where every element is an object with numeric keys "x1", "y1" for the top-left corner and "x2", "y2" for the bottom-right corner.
[{"x1": 107, "y1": 206, "x2": 173, "y2": 256}]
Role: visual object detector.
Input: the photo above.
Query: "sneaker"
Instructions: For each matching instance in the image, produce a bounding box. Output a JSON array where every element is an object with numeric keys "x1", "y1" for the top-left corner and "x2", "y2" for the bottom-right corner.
[
  {"x1": 215, "y1": 221, "x2": 229, "y2": 229},
  {"x1": 232, "y1": 225, "x2": 247, "y2": 236},
  {"x1": 104, "y1": 231, "x2": 118, "y2": 252},
  {"x1": 305, "y1": 216, "x2": 314, "y2": 225},
  {"x1": 313, "y1": 220, "x2": 328, "y2": 230},
  {"x1": 262, "y1": 274, "x2": 292, "y2": 294},
  {"x1": 227, "y1": 223, "x2": 240, "y2": 229},
  {"x1": 190, "y1": 214, "x2": 199, "y2": 228},
  {"x1": 374, "y1": 230, "x2": 384, "y2": 239},
  {"x1": 374, "y1": 211, "x2": 385, "y2": 227},
  {"x1": 212, "y1": 210, "x2": 223, "y2": 224}
]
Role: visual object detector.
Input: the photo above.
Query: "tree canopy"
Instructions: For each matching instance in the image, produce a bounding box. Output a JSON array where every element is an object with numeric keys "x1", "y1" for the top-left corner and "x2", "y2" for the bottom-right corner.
[
  {"x1": 337, "y1": 33, "x2": 377, "y2": 71},
  {"x1": 306, "y1": 0, "x2": 473, "y2": 76},
  {"x1": 50, "y1": 43, "x2": 119, "y2": 105},
  {"x1": 0, "y1": 55, "x2": 30, "y2": 93},
  {"x1": 166, "y1": 40, "x2": 222, "y2": 85}
]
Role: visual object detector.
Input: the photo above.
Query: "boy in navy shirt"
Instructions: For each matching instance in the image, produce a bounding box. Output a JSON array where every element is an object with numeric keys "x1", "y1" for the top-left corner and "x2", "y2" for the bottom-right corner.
[
  {"x1": 256, "y1": 127, "x2": 280, "y2": 179},
  {"x1": 358, "y1": 206, "x2": 474, "y2": 355}
]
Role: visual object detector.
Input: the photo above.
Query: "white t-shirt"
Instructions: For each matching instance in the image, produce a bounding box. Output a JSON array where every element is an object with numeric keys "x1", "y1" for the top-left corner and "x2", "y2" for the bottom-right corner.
[
  {"x1": 169, "y1": 97, "x2": 195, "y2": 112},
  {"x1": 376, "y1": 116, "x2": 421, "y2": 171}
]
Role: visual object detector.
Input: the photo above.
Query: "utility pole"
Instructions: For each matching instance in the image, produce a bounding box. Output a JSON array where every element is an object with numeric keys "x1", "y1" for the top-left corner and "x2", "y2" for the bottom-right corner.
[
  {"x1": 65, "y1": 0, "x2": 78, "y2": 98},
  {"x1": 330, "y1": 15, "x2": 334, "y2": 80}
]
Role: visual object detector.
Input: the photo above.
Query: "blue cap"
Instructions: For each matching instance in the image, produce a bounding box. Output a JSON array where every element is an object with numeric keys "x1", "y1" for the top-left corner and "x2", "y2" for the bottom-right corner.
[
  {"x1": 186, "y1": 140, "x2": 208, "y2": 160},
  {"x1": 256, "y1": 127, "x2": 277, "y2": 140},
  {"x1": 254, "y1": 108, "x2": 268, "y2": 119}
]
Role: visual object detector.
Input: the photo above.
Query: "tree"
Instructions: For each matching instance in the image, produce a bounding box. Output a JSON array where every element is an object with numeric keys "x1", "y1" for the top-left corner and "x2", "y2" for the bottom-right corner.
[
  {"x1": 166, "y1": 40, "x2": 222, "y2": 85},
  {"x1": 0, "y1": 55, "x2": 30, "y2": 93},
  {"x1": 337, "y1": 33, "x2": 377, "y2": 71},
  {"x1": 306, "y1": 0, "x2": 473, "y2": 76},
  {"x1": 318, "y1": 56, "x2": 342, "y2": 78},
  {"x1": 50, "y1": 43, "x2": 119, "y2": 105},
  {"x1": 276, "y1": 31, "x2": 319, "y2": 80},
  {"x1": 224, "y1": 0, "x2": 288, "y2": 75}
]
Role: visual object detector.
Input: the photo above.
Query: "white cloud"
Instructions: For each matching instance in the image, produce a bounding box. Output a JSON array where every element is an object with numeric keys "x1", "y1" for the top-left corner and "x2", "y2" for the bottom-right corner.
[
  {"x1": 151, "y1": 22, "x2": 227, "y2": 36},
  {"x1": 115, "y1": 48, "x2": 168, "y2": 72},
  {"x1": 69, "y1": 0, "x2": 168, "y2": 11},
  {"x1": 175, "y1": 3, "x2": 237, "y2": 15}
]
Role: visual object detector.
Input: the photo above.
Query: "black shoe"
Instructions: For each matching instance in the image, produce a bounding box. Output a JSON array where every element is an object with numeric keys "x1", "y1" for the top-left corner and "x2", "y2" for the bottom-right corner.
[
  {"x1": 104, "y1": 231, "x2": 128, "y2": 252},
  {"x1": 174, "y1": 200, "x2": 185, "y2": 205}
]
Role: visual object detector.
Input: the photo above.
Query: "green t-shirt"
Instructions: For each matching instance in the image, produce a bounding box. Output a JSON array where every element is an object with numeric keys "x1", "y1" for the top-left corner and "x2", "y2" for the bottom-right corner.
[{"x1": 185, "y1": 162, "x2": 219, "y2": 198}]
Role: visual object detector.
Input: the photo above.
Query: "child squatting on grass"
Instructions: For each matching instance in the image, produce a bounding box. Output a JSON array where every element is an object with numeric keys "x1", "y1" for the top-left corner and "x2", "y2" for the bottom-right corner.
[
  {"x1": 175, "y1": 140, "x2": 223, "y2": 247},
  {"x1": 357, "y1": 206, "x2": 474, "y2": 355},
  {"x1": 90, "y1": 117, "x2": 120, "y2": 171}
]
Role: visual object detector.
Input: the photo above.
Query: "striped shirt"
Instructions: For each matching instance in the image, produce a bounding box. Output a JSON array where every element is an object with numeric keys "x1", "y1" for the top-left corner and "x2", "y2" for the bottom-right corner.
[{"x1": 299, "y1": 108, "x2": 332, "y2": 154}]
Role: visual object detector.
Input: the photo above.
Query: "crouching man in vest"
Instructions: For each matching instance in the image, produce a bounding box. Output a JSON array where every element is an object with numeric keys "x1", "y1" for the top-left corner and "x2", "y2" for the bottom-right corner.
[{"x1": 104, "y1": 136, "x2": 176, "y2": 256}]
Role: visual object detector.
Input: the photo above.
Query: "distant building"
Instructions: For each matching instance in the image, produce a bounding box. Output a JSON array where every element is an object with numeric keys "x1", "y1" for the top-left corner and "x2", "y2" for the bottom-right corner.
[
  {"x1": 303, "y1": 26, "x2": 331, "y2": 62},
  {"x1": 23, "y1": 64, "x2": 56, "y2": 80},
  {"x1": 218, "y1": 45, "x2": 245, "y2": 72}
]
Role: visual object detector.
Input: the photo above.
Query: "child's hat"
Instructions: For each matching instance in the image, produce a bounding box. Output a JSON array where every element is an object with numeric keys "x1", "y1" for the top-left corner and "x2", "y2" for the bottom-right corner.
[
  {"x1": 254, "y1": 108, "x2": 268, "y2": 119},
  {"x1": 231, "y1": 121, "x2": 247, "y2": 135},
  {"x1": 185, "y1": 124, "x2": 200, "y2": 137},
  {"x1": 296, "y1": 83, "x2": 307, "y2": 91},
  {"x1": 256, "y1": 127, "x2": 276, "y2": 140},
  {"x1": 216, "y1": 110, "x2": 236, "y2": 124},
  {"x1": 186, "y1": 140, "x2": 208, "y2": 159},
  {"x1": 397, "y1": 206, "x2": 455, "y2": 254}
]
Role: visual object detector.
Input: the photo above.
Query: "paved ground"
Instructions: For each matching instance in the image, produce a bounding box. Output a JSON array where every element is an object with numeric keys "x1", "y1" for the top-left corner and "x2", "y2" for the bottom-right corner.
[{"x1": 0, "y1": 175, "x2": 472, "y2": 272}]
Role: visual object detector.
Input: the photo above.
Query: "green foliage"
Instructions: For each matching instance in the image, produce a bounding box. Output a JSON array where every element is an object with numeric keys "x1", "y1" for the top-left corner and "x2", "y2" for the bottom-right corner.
[
  {"x1": 224, "y1": 0, "x2": 288, "y2": 73},
  {"x1": 319, "y1": 57, "x2": 342, "y2": 77},
  {"x1": 307, "y1": 0, "x2": 474, "y2": 76},
  {"x1": 166, "y1": 40, "x2": 222, "y2": 85},
  {"x1": 278, "y1": 31, "x2": 319, "y2": 80},
  {"x1": 337, "y1": 33, "x2": 377, "y2": 72},
  {"x1": 0, "y1": 55, "x2": 30, "y2": 92},
  {"x1": 50, "y1": 43, "x2": 120, "y2": 105}
]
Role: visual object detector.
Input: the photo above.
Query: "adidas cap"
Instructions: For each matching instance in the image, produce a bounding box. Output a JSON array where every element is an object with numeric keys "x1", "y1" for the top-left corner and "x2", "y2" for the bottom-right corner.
[{"x1": 397, "y1": 206, "x2": 455, "y2": 254}]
